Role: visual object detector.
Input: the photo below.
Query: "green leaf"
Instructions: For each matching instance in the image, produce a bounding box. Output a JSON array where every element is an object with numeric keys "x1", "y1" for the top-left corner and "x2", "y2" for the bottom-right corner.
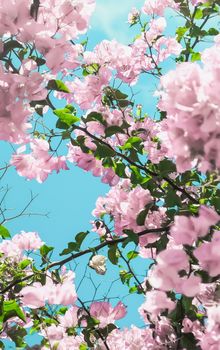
[
  {"x1": 194, "y1": 8, "x2": 203, "y2": 19},
  {"x1": 98, "y1": 323, "x2": 117, "y2": 337},
  {"x1": 30, "y1": 55, "x2": 46, "y2": 66},
  {"x1": 130, "y1": 166, "x2": 150, "y2": 186},
  {"x1": 165, "y1": 190, "x2": 181, "y2": 207},
  {"x1": 121, "y1": 137, "x2": 142, "y2": 150},
  {"x1": 122, "y1": 230, "x2": 139, "y2": 246},
  {"x1": 119, "y1": 270, "x2": 133, "y2": 285},
  {"x1": 86, "y1": 112, "x2": 104, "y2": 124},
  {"x1": 155, "y1": 234, "x2": 169, "y2": 253},
  {"x1": 54, "y1": 108, "x2": 80, "y2": 127},
  {"x1": 75, "y1": 231, "x2": 89, "y2": 248},
  {"x1": 105, "y1": 125, "x2": 125, "y2": 137},
  {"x1": 191, "y1": 52, "x2": 201, "y2": 62},
  {"x1": 83, "y1": 63, "x2": 100, "y2": 76},
  {"x1": 40, "y1": 245, "x2": 54, "y2": 264},
  {"x1": 0, "y1": 226, "x2": 10, "y2": 239},
  {"x1": 181, "y1": 296, "x2": 193, "y2": 313},
  {"x1": 169, "y1": 300, "x2": 183, "y2": 322},
  {"x1": 208, "y1": 27, "x2": 219, "y2": 36},
  {"x1": 79, "y1": 344, "x2": 88, "y2": 350},
  {"x1": 176, "y1": 26, "x2": 188, "y2": 41},
  {"x1": 47, "y1": 79, "x2": 70, "y2": 93},
  {"x1": 158, "y1": 159, "x2": 176, "y2": 175},
  {"x1": 129, "y1": 286, "x2": 138, "y2": 293},
  {"x1": 127, "y1": 251, "x2": 138, "y2": 260},
  {"x1": 0, "y1": 300, "x2": 26, "y2": 323},
  {"x1": 180, "y1": 333, "x2": 199, "y2": 350},
  {"x1": 108, "y1": 245, "x2": 118, "y2": 265},
  {"x1": 211, "y1": 197, "x2": 220, "y2": 211},
  {"x1": 94, "y1": 144, "x2": 116, "y2": 158},
  {"x1": 117, "y1": 99, "x2": 133, "y2": 108},
  {"x1": 114, "y1": 90, "x2": 128, "y2": 100},
  {"x1": 60, "y1": 242, "x2": 79, "y2": 256},
  {"x1": 0, "y1": 40, "x2": 23, "y2": 57},
  {"x1": 58, "y1": 307, "x2": 68, "y2": 315},
  {"x1": 18, "y1": 259, "x2": 32, "y2": 270},
  {"x1": 114, "y1": 162, "x2": 127, "y2": 178},
  {"x1": 136, "y1": 203, "x2": 153, "y2": 226}
]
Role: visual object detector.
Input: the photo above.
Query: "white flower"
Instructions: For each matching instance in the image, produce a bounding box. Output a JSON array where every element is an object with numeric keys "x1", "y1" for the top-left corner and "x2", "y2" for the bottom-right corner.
[{"x1": 89, "y1": 255, "x2": 107, "y2": 275}]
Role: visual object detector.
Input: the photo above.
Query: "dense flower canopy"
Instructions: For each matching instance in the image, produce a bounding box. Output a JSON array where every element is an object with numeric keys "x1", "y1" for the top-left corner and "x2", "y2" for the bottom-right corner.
[{"x1": 0, "y1": 0, "x2": 220, "y2": 349}]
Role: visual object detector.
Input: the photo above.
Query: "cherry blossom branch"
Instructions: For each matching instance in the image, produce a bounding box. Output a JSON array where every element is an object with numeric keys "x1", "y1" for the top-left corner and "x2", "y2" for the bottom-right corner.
[
  {"x1": 0, "y1": 226, "x2": 170, "y2": 294},
  {"x1": 48, "y1": 226, "x2": 170, "y2": 270},
  {"x1": 77, "y1": 297, "x2": 111, "y2": 350},
  {"x1": 185, "y1": 1, "x2": 217, "y2": 61},
  {"x1": 72, "y1": 125, "x2": 199, "y2": 204}
]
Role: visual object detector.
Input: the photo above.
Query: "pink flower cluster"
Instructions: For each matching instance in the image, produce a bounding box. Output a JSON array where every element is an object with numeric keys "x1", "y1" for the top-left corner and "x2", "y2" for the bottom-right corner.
[
  {"x1": 71, "y1": 67, "x2": 112, "y2": 110},
  {"x1": 83, "y1": 24, "x2": 181, "y2": 88},
  {"x1": 89, "y1": 301, "x2": 127, "y2": 328},
  {"x1": 41, "y1": 323, "x2": 85, "y2": 350},
  {"x1": 149, "y1": 248, "x2": 201, "y2": 297},
  {"x1": 21, "y1": 268, "x2": 77, "y2": 308},
  {"x1": 200, "y1": 305, "x2": 220, "y2": 349},
  {"x1": 40, "y1": 301, "x2": 126, "y2": 349},
  {"x1": 103, "y1": 326, "x2": 157, "y2": 350},
  {"x1": 139, "y1": 290, "x2": 175, "y2": 319},
  {"x1": 170, "y1": 206, "x2": 220, "y2": 245},
  {"x1": 194, "y1": 231, "x2": 220, "y2": 277},
  {"x1": 142, "y1": 0, "x2": 179, "y2": 16},
  {"x1": 0, "y1": 0, "x2": 95, "y2": 43},
  {"x1": 92, "y1": 179, "x2": 165, "y2": 235},
  {"x1": 0, "y1": 0, "x2": 96, "y2": 143},
  {"x1": 11, "y1": 139, "x2": 68, "y2": 183},
  {"x1": 0, "y1": 230, "x2": 44, "y2": 261},
  {"x1": 67, "y1": 144, "x2": 119, "y2": 186},
  {"x1": 130, "y1": 116, "x2": 169, "y2": 164},
  {"x1": 158, "y1": 35, "x2": 220, "y2": 173},
  {"x1": 0, "y1": 61, "x2": 47, "y2": 143}
]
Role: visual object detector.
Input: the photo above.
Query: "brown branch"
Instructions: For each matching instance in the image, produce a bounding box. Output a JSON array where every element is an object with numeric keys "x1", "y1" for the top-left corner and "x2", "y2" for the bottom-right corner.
[
  {"x1": 73, "y1": 125, "x2": 199, "y2": 204},
  {"x1": 0, "y1": 226, "x2": 170, "y2": 294}
]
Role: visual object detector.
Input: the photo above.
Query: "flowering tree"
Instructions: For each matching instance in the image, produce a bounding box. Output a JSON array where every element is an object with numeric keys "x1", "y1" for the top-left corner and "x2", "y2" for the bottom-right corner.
[{"x1": 0, "y1": 0, "x2": 220, "y2": 349}]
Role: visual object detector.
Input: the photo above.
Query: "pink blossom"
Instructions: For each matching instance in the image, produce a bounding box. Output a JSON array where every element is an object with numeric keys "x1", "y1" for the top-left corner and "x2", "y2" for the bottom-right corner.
[
  {"x1": 158, "y1": 40, "x2": 220, "y2": 172},
  {"x1": 0, "y1": 240, "x2": 23, "y2": 262},
  {"x1": 149, "y1": 264, "x2": 181, "y2": 291},
  {"x1": 105, "y1": 326, "x2": 156, "y2": 350},
  {"x1": 171, "y1": 206, "x2": 219, "y2": 245},
  {"x1": 139, "y1": 290, "x2": 175, "y2": 319},
  {"x1": 194, "y1": 231, "x2": 220, "y2": 277},
  {"x1": 11, "y1": 139, "x2": 68, "y2": 183},
  {"x1": 58, "y1": 306, "x2": 79, "y2": 328},
  {"x1": 67, "y1": 144, "x2": 119, "y2": 186},
  {"x1": 179, "y1": 274, "x2": 201, "y2": 297},
  {"x1": 142, "y1": 0, "x2": 179, "y2": 16},
  {"x1": 92, "y1": 180, "x2": 158, "y2": 235},
  {"x1": 72, "y1": 67, "x2": 111, "y2": 109},
  {"x1": 21, "y1": 282, "x2": 47, "y2": 309},
  {"x1": 21, "y1": 270, "x2": 77, "y2": 308},
  {"x1": 90, "y1": 301, "x2": 126, "y2": 328},
  {"x1": 200, "y1": 305, "x2": 220, "y2": 349},
  {"x1": 12, "y1": 231, "x2": 44, "y2": 251},
  {"x1": 157, "y1": 248, "x2": 189, "y2": 271}
]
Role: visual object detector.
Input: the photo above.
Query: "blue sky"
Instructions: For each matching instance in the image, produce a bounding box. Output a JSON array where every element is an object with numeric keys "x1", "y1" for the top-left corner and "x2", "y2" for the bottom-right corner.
[{"x1": 1, "y1": 1, "x2": 185, "y2": 345}]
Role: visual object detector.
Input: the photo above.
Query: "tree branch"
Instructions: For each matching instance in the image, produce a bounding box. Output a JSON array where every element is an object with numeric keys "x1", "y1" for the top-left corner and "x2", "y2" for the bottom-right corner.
[{"x1": 0, "y1": 226, "x2": 170, "y2": 294}]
